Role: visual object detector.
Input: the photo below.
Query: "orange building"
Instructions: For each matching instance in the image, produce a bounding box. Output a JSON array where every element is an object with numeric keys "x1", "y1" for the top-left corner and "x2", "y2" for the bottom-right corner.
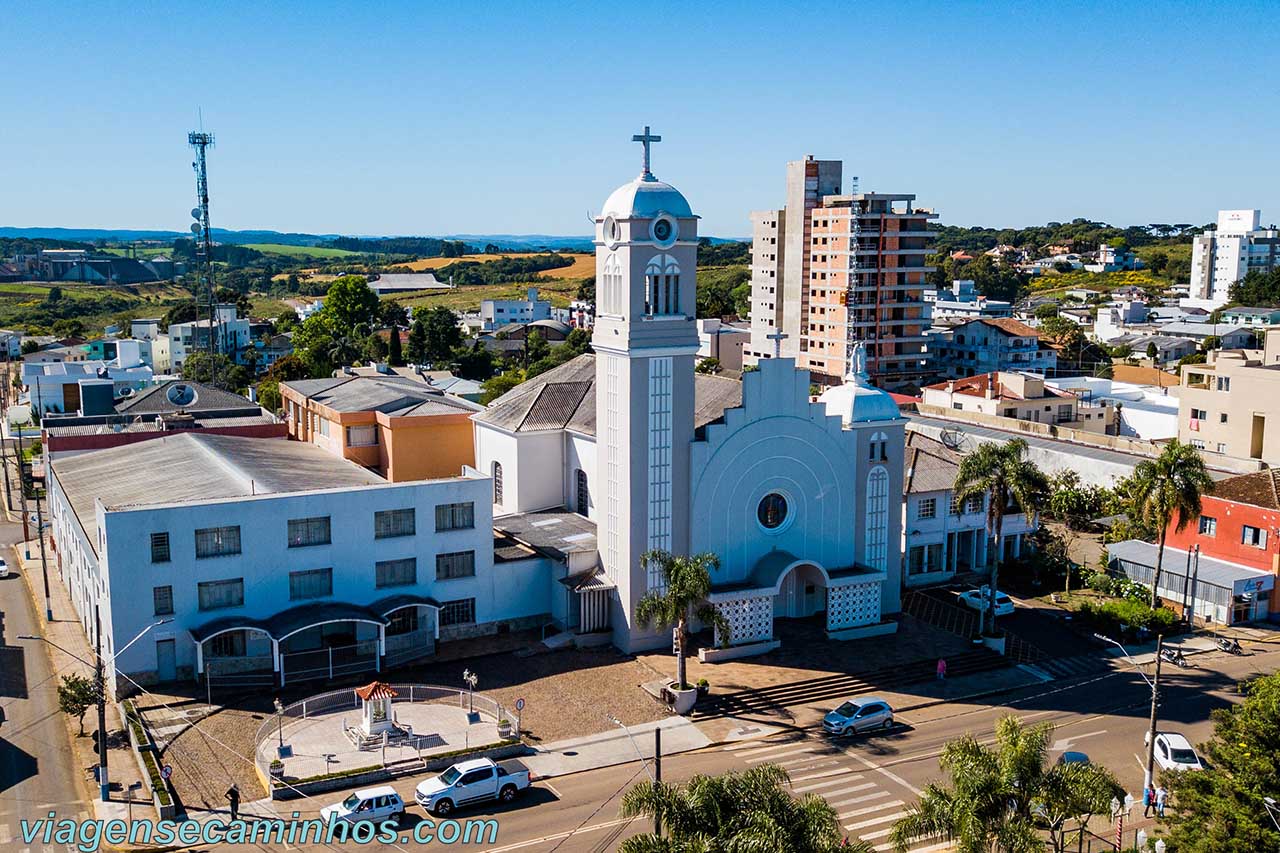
[{"x1": 280, "y1": 374, "x2": 480, "y2": 481}]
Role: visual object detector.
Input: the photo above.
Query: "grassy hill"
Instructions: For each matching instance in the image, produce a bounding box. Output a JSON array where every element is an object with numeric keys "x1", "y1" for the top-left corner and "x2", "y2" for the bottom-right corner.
[
  {"x1": 392, "y1": 253, "x2": 595, "y2": 279},
  {"x1": 242, "y1": 243, "x2": 360, "y2": 259},
  {"x1": 391, "y1": 280, "x2": 579, "y2": 313}
]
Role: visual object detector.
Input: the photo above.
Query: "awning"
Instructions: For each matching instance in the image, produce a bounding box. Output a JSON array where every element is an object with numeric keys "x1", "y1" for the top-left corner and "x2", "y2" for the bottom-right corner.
[
  {"x1": 1107, "y1": 540, "x2": 1275, "y2": 605},
  {"x1": 189, "y1": 614, "x2": 271, "y2": 644},
  {"x1": 189, "y1": 601, "x2": 391, "y2": 645},
  {"x1": 369, "y1": 593, "x2": 442, "y2": 615},
  {"x1": 558, "y1": 566, "x2": 615, "y2": 592}
]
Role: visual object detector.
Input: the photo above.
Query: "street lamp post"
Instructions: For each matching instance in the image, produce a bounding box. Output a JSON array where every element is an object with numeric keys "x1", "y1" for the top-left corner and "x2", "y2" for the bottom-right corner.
[
  {"x1": 1097, "y1": 632, "x2": 1165, "y2": 791},
  {"x1": 609, "y1": 714, "x2": 659, "y2": 836}
]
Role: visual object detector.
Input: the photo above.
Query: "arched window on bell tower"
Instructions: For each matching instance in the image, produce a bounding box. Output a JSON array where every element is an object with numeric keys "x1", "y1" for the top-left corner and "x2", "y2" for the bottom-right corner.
[
  {"x1": 644, "y1": 254, "x2": 681, "y2": 316},
  {"x1": 602, "y1": 253, "x2": 622, "y2": 316}
]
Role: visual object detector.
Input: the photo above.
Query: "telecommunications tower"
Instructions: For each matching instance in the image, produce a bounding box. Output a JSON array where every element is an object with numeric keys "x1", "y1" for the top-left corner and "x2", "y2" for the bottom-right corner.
[{"x1": 188, "y1": 130, "x2": 220, "y2": 380}]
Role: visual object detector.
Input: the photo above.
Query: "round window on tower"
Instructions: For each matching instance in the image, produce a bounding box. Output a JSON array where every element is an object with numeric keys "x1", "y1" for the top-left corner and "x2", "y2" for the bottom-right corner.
[
  {"x1": 650, "y1": 214, "x2": 678, "y2": 247},
  {"x1": 757, "y1": 493, "x2": 789, "y2": 531},
  {"x1": 603, "y1": 215, "x2": 620, "y2": 248}
]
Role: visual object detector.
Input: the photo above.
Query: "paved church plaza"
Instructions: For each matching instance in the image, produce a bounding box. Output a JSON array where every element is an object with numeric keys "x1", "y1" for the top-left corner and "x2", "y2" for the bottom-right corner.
[{"x1": 257, "y1": 700, "x2": 502, "y2": 782}]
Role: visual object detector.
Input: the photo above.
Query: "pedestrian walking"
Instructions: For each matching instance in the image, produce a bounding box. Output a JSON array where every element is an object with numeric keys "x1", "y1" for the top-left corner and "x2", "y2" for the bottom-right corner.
[
  {"x1": 225, "y1": 783, "x2": 241, "y2": 821},
  {"x1": 1155, "y1": 785, "x2": 1168, "y2": 818},
  {"x1": 936, "y1": 658, "x2": 947, "y2": 680},
  {"x1": 1143, "y1": 785, "x2": 1155, "y2": 817}
]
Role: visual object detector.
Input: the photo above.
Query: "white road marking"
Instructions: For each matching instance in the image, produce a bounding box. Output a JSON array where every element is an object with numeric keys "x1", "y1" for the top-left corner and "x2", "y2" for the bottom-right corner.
[
  {"x1": 841, "y1": 799, "x2": 904, "y2": 819},
  {"x1": 540, "y1": 782, "x2": 562, "y2": 799},
  {"x1": 745, "y1": 745, "x2": 813, "y2": 763},
  {"x1": 817, "y1": 782, "x2": 876, "y2": 800},
  {"x1": 733, "y1": 740, "x2": 805, "y2": 758},
  {"x1": 792, "y1": 774, "x2": 863, "y2": 793},
  {"x1": 874, "y1": 841, "x2": 952, "y2": 852},
  {"x1": 859, "y1": 825, "x2": 897, "y2": 840},
  {"x1": 833, "y1": 789, "x2": 892, "y2": 809},
  {"x1": 1050, "y1": 729, "x2": 1107, "y2": 752},
  {"x1": 843, "y1": 746, "x2": 924, "y2": 797},
  {"x1": 789, "y1": 766, "x2": 847, "y2": 783},
  {"x1": 480, "y1": 817, "x2": 633, "y2": 852},
  {"x1": 846, "y1": 809, "x2": 908, "y2": 830}
]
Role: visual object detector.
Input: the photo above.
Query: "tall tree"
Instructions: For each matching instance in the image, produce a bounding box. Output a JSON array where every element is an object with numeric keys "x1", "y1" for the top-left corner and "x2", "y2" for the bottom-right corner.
[
  {"x1": 387, "y1": 325, "x2": 404, "y2": 366},
  {"x1": 621, "y1": 764, "x2": 871, "y2": 853},
  {"x1": 1127, "y1": 439, "x2": 1214, "y2": 607},
  {"x1": 1162, "y1": 671, "x2": 1280, "y2": 852},
  {"x1": 952, "y1": 438, "x2": 1048, "y2": 634},
  {"x1": 634, "y1": 550, "x2": 727, "y2": 691},
  {"x1": 406, "y1": 317, "x2": 427, "y2": 364},
  {"x1": 322, "y1": 275, "x2": 380, "y2": 332},
  {"x1": 890, "y1": 716, "x2": 1121, "y2": 853},
  {"x1": 56, "y1": 673, "x2": 100, "y2": 737},
  {"x1": 422, "y1": 306, "x2": 463, "y2": 362}
]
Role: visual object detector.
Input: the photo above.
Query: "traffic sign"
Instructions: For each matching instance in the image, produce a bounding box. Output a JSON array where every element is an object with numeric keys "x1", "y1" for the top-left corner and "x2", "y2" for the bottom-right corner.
[
  {"x1": 514, "y1": 698, "x2": 525, "y2": 712},
  {"x1": 161, "y1": 764, "x2": 172, "y2": 780}
]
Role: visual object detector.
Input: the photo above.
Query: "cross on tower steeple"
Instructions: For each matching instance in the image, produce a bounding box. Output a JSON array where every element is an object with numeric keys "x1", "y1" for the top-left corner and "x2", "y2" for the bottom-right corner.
[
  {"x1": 766, "y1": 330, "x2": 789, "y2": 359},
  {"x1": 632, "y1": 125, "x2": 662, "y2": 179}
]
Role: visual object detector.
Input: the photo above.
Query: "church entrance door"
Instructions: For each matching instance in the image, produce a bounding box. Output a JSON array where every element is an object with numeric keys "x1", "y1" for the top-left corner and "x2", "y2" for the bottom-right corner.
[{"x1": 774, "y1": 562, "x2": 828, "y2": 620}]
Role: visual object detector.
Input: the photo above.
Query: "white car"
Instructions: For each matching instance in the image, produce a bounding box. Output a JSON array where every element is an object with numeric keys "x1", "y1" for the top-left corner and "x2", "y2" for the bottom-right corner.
[
  {"x1": 822, "y1": 697, "x2": 894, "y2": 736},
  {"x1": 319, "y1": 786, "x2": 405, "y2": 825},
  {"x1": 958, "y1": 588, "x2": 1015, "y2": 617},
  {"x1": 1145, "y1": 731, "x2": 1204, "y2": 772},
  {"x1": 0, "y1": 558, "x2": 8, "y2": 578},
  {"x1": 415, "y1": 758, "x2": 531, "y2": 817}
]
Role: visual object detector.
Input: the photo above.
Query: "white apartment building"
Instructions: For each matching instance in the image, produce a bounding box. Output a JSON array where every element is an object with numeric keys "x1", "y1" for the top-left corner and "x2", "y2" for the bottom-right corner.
[
  {"x1": 22, "y1": 343, "x2": 156, "y2": 415},
  {"x1": 925, "y1": 280, "x2": 1012, "y2": 321},
  {"x1": 697, "y1": 318, "x2": 750, "y2": 371},
  {"x1": 168, "y1": 304, "x2": 251, "y2": 371},
  {"x1": 46, "y1": 433, "x2": 544, "y2": 693},
  {"x1": 1183, "y1": 210, "x2": 1280, "y2": 310},
  {"x1": 130, "y1": 319, "x2": 173, "y2": 373},
  {"x1": 480, "y1": 288, "x2": 551, "y2": 332}
]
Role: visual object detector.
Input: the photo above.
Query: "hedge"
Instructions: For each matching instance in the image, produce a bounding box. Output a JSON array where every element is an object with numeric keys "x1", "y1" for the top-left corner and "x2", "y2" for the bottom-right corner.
[{"x1": 122, "y1": 700, "x2": 172, "y2": 806}]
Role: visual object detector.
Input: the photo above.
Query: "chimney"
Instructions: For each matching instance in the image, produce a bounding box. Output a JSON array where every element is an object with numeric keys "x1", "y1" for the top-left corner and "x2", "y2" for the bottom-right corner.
[{"x1": 984, "y1": 372, "x2": 996, "y2": 400}]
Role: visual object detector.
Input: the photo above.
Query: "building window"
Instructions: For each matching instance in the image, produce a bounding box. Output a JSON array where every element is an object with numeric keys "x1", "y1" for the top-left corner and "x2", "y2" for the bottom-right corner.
[
  {"x1": 197, "y1": 578, "x2": 244, "y2": 611},
  {"x1": 375, "y1": 558, "x2": 417, "y2": 588},
  {"x1": 317, "y1": 417, "x2": 330, "y2": 437},
  {"x1": 1191, "y1": 408, "x2": 1208, "y2": 421},
  {"x1": 289, "y1": 568, "x2": 333, "y2": 600},
  {"x1": 195, "y1": 526, "x2": 241, "y2": 559},
  {"x1": 209, "y1": 630, "x2": 245, "y2": 658},
  {"x1": 869, "y1": 431, "x2": 889, "y2": 462},
  {"x1": 757, "y1": 493, "x2": 788, "y2": 529},
  {"x1": 647, "y1": 357, "x2": 673, "y2": 578},
  {"x1": 1242, "y1": 525, "x2": 1268, "y2": 549},
  {"x1": 1198, "y1": 515, "x2": 1217, "y2": 536},
  {"x1": 436, "y1": 550, "x2": 476, "y2": 580},
  {"x1": 1220, "y1": 413, "x2": 1228, "y2": 424},
  {"x1": 492, "y1": 462, "x2": 503, "y2": 505},
  {"x1": 435, "y1": 502, "x2": 475, "y2": 531},
  {"x1": 1057, "y1": 404, "x2": 1073, "y2": 422},
  {"x1": 153, "y1": 585, "x2": 174, "y2": 616},
  {"x1": 150, "y1": 532, "x2": 170, "y2": 563},
  {"x1": 440, "y1": 598, "x2": 476, "y2": 627},
  {"x1": 288, "y1": 516, "x2": 332, "y2": 548},
  {"x1": 865, "y1": 467, "x2": 889, "y2": 571},
  {"x1": 387, "y1": 608, "x2": 418, "y2": 635},
  {"x1": 575, "y1": 469, "x2": 590, "y2": 516},
  {"x1": 345, "y1": 425, "x2": 378, "y2": 447},
  {"x1": 917, "y1": 498, "x2": 936, "y2": 520},
  {"x1": 374, "y1": 508, "x2": 415, "y2": 539}
]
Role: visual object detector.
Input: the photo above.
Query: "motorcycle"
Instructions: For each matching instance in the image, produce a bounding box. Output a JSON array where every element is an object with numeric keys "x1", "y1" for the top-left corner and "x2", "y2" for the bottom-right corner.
[
  {"x1": 1215, "y1": 636, "x2": 1244, "y2": 655},
  {"x1": 1160, "y1": 647, "x2": 1189, "y2": 668}
]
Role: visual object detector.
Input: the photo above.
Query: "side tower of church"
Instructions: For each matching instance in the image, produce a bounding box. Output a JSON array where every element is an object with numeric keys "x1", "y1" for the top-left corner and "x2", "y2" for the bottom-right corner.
[{"x1": 592, "y1": 128, "x2": 700, "y2": 652}]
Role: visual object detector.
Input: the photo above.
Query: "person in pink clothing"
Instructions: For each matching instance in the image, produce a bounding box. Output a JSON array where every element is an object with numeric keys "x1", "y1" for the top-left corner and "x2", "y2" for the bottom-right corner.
[{"x1": 936, "y1": 658, "x2": 947, "y2": 680}]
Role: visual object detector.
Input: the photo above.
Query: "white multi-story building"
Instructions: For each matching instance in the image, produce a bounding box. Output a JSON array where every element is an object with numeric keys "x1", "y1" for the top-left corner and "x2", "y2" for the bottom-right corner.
[
  {"x1": 46, "y1": 433, "x2": 539, "y2": 693},
  {"x1": 1184, "y1": 210, "x2": 1280, "y2": 310},
  {"x1": 925, "y1": 280, "x2": 1012, "y2": 321},
  {"x1": 168, "y1": 304, "x2": 251, "y2": 371},
  {"x1": 22, "y1": 343, "x2": 155, "y2": 415},
  {"x1": 129, "y1": 319, "x2": 173, "y2": 373},
  {"x1": 480, "y1": 288, "x2": 551, "y2": 332}
]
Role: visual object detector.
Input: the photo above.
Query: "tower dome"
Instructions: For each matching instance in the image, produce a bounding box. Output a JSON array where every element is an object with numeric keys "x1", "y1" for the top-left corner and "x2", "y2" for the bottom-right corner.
[
  {"x1": 819, "y1": 343, "x2": 901, "y2": 426},
  {"x1": 602, "y1": 176, "x2": 693, "y2": 219}
]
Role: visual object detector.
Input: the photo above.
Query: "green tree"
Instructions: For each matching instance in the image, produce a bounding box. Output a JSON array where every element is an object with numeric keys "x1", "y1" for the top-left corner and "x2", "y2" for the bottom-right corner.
[
  {"x1": 480, "y1": 370, "x2": 524, "y2": 405},
  {"x1": 524, "y1": 329, "x2": 550, "y2": 365},
  {"x1": 696, "y1": 357, "x2": 721, "y2": 374},
  {"x1": 1201, "y1": 335, "x2": 1221, "y2": 351},
  {"x1": 274, "y1": 307, "x2": 300, "y2": 332},
  {"x1": 1146, "y1": 341, "x2": 1159, "y2": 360},
  {"x1": 634, "y1": 549, "x2": 727, "y2": 691},
  {"x1": 1162, "y1": 671, "x2": 1280, "y2": 852},
  {"x1": 328, "y1": 324, "x2": 368, "y2": 368},
  {"x1": 45, "y1": 286, "x2": 63, "y2": 304},
  {"x1": 452, "y1": 343, "x2": 497, "y2": 381},
  {"x1": 422, "y1": 306, "x2": 463, "y2": 362},
  {"x1": 1033, "y1": 303, "x2": 1060, "y2": 320},
  {"x1": 21, "y1": 339, "x2": 39, "y2": 355},
  {"x1": 57, "y1": 673, "x2": 100, "y2": 737},
  {"x1": 322, "y1": 275, "x2": 380, "y2": 332},
  {"x1": 406, "y1": 317, "x2": 427, "y2": 364},
  {"x1": 1127, "y1": 439, "x2": 1214, "y2": 607},
  {"x1": 890, "y1": 716, "x2": 1121, "y2": 853},
  {"x1": 952, "y1": 438, "x2": 1048, "y2": 634},
  {"x1": 265, "y1": 354, "x2": 310, "y2": 383},
  {"x1": 256, "y1": 379, "x2": 282, "y2": 413},
  {"x1": 620, "y1": 764, "x2": 870, "y2": 853},
  {"x1": 181, "y1": 351, "x2": 248, "y2": 390},
  {"x1": 387, "y1": 324, "x2": 404, "y2": 366}
]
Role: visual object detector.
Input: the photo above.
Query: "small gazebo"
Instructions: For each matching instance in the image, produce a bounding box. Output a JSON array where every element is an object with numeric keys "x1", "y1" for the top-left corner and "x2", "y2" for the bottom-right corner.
[{"x1": 354, "y1": 681, "x2": 399, "y2": 737}]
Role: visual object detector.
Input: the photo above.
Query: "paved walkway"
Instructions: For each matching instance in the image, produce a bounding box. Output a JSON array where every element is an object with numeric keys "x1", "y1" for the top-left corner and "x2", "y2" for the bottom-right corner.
[{"x1": 523, "y1": 715, "x2": 710, "y2": 778}]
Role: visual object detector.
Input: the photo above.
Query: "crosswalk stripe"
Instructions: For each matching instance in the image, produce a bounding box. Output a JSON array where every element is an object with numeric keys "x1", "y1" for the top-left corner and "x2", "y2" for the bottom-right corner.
[
  {"x1": 873, "y1": 841, "x2": 952, "y2": 852},
  {"x1": 857, "y1": 825, "x2": 896, "y2": 840},
  {"x1": 745, "y1": 745, "x2": 813, "y2": 763},
  {"x1": 834, "y1": 790, "x2": 892, "y2": 810},
  {"x1": 793, "y1": 774, "x2": 863, "y2": 793},
  {"x1": 846, "y1": 810, "x2": 908, "y2": 831},
  {"x1": 817, "y1": 782, "x2": 875, "y2": 800},
  {"x1": 723, "y1": 739, "x2": 775, "y2": 751},
  {"x1": 789, "y1": 766, "x2": 846, "y2": 783},
  {"x1": 841, "y1": 799, "x2": 904, "y2": 819},
  {"x1": 733, "y1": 741, "x2": 804, "y2": 758}
]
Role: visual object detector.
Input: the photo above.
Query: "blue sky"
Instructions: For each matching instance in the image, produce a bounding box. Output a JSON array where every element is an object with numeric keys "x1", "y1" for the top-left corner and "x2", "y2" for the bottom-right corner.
[{"x1": 2, "y1": 1, "x2": 1277, "y2": 238}]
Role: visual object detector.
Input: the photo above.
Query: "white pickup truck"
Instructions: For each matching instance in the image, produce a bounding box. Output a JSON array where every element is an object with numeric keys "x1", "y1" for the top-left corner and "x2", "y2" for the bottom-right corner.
[{"x1": 415, "y1": 757, "x2": 532, "y2": 816}]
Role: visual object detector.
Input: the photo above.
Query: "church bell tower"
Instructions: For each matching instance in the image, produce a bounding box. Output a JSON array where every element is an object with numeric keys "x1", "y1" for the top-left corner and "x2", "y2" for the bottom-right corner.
[{"x1": 592, "y1": 127, "x2": 701, "y2": 652}]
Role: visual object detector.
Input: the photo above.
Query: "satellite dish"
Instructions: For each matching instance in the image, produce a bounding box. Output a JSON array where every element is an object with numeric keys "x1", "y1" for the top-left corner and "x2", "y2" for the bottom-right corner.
[
  {"x1": 191, "y1": 208, "x2": 202, "y2": 220},
  {"x1": 190, "y1": 223, "x2": 202, "y2": 234},
  {"x1": 119, "y1": 387, "x2": 135, "y2": 397},
  {"x1": 166, "y1": 384, "x2": 198, "y2": 407}
]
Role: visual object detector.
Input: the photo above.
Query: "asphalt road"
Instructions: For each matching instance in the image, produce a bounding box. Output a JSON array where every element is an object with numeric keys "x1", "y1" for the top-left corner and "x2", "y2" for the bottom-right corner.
[
  {"x1": 175, "y1": 643, "x2": 1274, "y2": 853},
  {"x1": 0, "y1": 518, "x2": 87, "y2": 853}
]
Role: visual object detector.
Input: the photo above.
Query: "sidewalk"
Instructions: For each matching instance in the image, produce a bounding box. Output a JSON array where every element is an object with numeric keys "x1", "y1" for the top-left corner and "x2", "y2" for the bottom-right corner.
[
  {"x1": 522, "y1": 715, "x2": 710, "y2": 778},
  {"x1": 11, "y1": 537, "x2": 148, "y2": 829}
]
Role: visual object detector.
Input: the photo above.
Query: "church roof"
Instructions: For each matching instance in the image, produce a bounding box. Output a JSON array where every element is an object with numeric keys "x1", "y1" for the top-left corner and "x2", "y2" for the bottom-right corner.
[
  {"x1": 602, "y1": 176, "x2": 693, "y2": 219},
  {"x1": 474, "y1": 354, "x2": 741, "y2": 436},
  {"x1": 903, "y1": 431, "x2": 965, "y2": 495}
]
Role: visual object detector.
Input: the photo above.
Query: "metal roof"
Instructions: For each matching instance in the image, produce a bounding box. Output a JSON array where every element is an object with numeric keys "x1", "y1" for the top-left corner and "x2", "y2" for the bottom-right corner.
[
  {"x1": 903, "y1": 432, "x2": 964, "y2": 495},
  {"x1": 116, "y1": 380, "x2": 260, "y2": 414},
  {"x1": 283, "y1": 375, "x2": 480, "y2": 416},
  {"x1": 51, "y1": 433, "x2": 387, "y2": 556},
  {"x1": 494, "y1": 509, "x2": 597, "y2": 560},
  {"x1": 1107, "y1": 539, "x2": 1275, "y2": 593}
]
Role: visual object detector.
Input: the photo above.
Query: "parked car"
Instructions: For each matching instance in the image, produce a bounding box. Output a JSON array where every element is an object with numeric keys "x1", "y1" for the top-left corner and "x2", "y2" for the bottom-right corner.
[
  {"x1": 320, "y1": 785, "x2": 405, "y2": 825},
  {"x1": 0, "y1": 558, "x2": 8, "y2": 578},
  {"x1": 1057, "y1": 751, "x2": 1090, "y2": 765},
  {"x1": 822, "y1": 697, "x2": 894, "y2": 736},
  {"x1": 415, "y1": 758, "x2": 532, "y2": 816},
  {"x1": 1145, "y1": 731, "x2": 1204, "y2": 772},
  {"x1": 958, "y1": 587, "x2": 1015, "y2": 617}
]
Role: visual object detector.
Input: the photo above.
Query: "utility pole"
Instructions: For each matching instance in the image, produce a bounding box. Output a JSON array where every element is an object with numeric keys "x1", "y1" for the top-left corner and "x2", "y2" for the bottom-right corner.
[
  {"x1": 95, "y1": 604, "x2": 109, "y2": 802},
  {"x1": 1143, "y1": 634, "x2": 1165, "y2": 792},
  {"x1": 654, "y1": 727, "x2": 663, "y2": 837},
  {"x1": 13, "y1": 437, "x2": 29, "y2": 545},
  {"x1": 34, "y1": 482, "x2": 51, "y2": 621}
]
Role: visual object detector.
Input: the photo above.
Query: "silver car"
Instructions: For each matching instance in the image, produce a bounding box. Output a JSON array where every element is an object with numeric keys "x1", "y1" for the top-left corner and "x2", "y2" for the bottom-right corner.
[{"x1": 822, "y1": 697, "x2": 894, "y2": 736}]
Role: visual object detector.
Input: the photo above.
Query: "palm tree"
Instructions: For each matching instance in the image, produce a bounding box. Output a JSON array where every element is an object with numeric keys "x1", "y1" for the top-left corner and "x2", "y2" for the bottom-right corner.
[
  {"x1": 327, "y1": 323, "x2": 368, "y2": 369},
  {"x1": 953, "y1": 438, "x2": 1049, "y2": 634},
  {"x1": 634, "y1": 550, "x2": 727, "y2": 691},
  {"x1": 889, "y1": 716, "x2": 1121, "y2": 853},
  {"x1": 1127, "y1": 438, "x2": 1214, "y2": 607},
  {"x1": 620, "y1": 764, "x2": 874, "y2": 853}
]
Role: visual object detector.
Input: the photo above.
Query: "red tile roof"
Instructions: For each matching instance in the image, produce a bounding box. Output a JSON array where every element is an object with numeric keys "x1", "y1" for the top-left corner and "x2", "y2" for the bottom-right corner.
[{"x1": 923, "y1": 372, "x2": 1074, "y2": 401}]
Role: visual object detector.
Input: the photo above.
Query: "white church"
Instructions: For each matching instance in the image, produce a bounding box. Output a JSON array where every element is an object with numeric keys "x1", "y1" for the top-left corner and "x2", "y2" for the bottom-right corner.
[{"x1": 475, "y1": 130, "x2": 906, "y2": 657}]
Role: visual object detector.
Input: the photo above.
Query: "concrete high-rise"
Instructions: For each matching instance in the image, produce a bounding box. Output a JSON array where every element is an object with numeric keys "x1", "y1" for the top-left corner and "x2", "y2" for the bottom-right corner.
[
  {"x1": 1183, "y1": 209, "x2": 1280, "y2": 311},
  {"x1": 745, "y1": 156, "x2": 937, "y2": 388}
]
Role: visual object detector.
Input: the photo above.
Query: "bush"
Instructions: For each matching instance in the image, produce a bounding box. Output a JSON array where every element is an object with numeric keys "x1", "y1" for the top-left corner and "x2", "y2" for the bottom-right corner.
[
  {"x1": 1077, "y1": 597, "x2": 1177, "y2": 638},
  {"x1": 1084, "y1": 570, "x2": 1148, "y2": 601}
]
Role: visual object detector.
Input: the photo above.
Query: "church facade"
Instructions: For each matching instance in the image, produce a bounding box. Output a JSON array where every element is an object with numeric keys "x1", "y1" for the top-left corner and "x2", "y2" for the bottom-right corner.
[{"x1": 473, "y1": 132, "x2": 906, "y2": 656}]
